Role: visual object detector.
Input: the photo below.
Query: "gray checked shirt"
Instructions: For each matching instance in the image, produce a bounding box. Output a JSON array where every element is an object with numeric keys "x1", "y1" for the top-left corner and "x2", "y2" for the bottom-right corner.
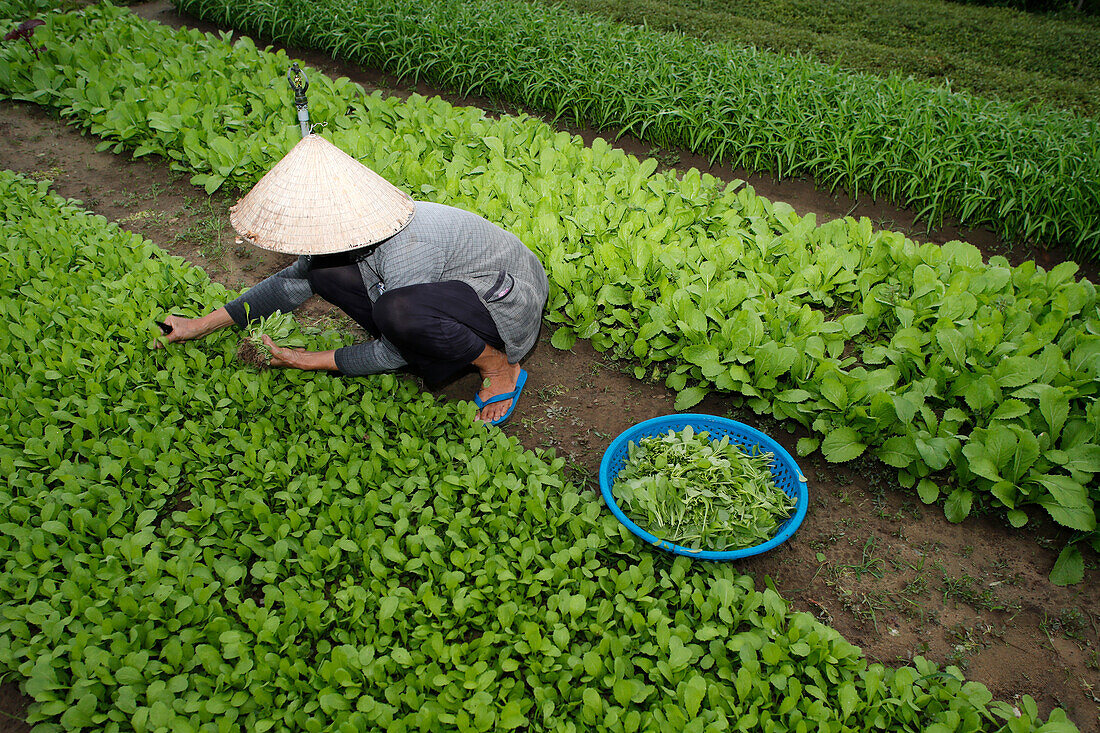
[{"x1": 223, "y1": 202, "x2": 549, "y2": 376}]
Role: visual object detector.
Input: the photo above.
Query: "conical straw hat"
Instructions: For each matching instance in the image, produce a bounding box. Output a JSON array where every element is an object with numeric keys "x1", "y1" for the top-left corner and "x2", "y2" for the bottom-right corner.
[{"x1": 230, "y1": 134, "x2": 415, "y2": 255}]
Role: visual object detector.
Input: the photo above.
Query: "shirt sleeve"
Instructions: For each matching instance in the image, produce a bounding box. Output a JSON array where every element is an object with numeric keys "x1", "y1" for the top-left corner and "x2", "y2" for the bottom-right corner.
[
  {"x1": 333, "y1": 338, "x2": 408, "y2": 376},
  {"x1": 224, "y1": 257, "x2": 314, "y2": 325}
]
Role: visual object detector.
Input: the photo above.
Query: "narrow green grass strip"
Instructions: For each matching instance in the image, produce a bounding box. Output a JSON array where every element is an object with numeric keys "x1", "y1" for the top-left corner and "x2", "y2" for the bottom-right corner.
[{"x1": 545, "y1": 0, "x2": 1100, "y2": 118}]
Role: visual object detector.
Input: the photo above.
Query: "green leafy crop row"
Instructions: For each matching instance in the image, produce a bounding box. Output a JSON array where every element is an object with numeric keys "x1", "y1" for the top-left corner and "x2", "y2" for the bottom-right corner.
[
  {"x1": 1, "y1": 5, "x2": 1096, "y2": 574},
  {"x1": 0, "y1": 0, "x2": 55, "y2": 18},
  {"x1": 1, "y1": 168, "x2": 1078, "y2": 730},
  {"x1": 546, "y1": 0, "x2": 1100, "y2": 119},
  {"x1": 167, "y1": 0, "x2": 1100, "y2": 257}
]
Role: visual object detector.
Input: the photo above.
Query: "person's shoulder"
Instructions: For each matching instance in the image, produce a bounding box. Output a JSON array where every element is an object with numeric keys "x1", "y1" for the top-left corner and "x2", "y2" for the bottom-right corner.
[
  {"x1": 413, "y1": 200, "x2": 471, "y2": 219},
  {"x1": 410, "y1": 201, "x2": 499, "y2": 232}
]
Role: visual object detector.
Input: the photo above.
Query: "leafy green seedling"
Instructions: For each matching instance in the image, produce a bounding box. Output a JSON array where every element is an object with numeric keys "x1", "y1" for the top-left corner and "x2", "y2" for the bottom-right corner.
[{"x1": 238, "y1": 309, "x2": 305, "y2": 369}]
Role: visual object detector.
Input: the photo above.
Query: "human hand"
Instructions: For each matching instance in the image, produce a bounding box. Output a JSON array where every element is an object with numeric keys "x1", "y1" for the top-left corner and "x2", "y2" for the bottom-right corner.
[
  {"x1": 153, "y1": 308, "x2": 234, "y2": 349},
  {"x1": 261, "y1": 334, "x2": 305, "y2": 369},
  {"x1": 259, "y1": 335, "x2": 339, "y2": 371},
  {"x1": 153, "y1": 314, "x2": 204, "y2": 348}
]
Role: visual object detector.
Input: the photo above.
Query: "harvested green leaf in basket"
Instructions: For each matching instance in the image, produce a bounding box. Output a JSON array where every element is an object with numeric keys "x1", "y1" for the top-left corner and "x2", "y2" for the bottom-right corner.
[{"x1": 615, "y1": 426, "x2": 796, "y2": 551}]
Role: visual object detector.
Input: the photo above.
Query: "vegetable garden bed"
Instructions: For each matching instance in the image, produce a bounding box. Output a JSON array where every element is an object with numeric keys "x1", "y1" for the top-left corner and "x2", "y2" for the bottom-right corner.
[
  {"x1": 1, "y1": 166, "x2": 1080, "y2": 731},
  {"x1": 0, "y1": 1, "x2": 1097, "y2": 729},
  {"x1": 2, "y1": 3, "x2": 1096, "y2": 568}
]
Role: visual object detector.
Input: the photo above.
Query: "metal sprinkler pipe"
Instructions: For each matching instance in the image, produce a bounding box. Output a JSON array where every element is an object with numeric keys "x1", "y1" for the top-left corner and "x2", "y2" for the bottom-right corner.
[{"x1": 287, "y1": 62, "x2": 310, "y2": 139}]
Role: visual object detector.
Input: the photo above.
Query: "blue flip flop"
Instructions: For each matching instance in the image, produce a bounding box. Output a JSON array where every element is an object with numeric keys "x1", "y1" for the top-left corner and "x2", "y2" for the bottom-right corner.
[{"x1": 474, "y1": 368, "x2": 528, "y2": 427}]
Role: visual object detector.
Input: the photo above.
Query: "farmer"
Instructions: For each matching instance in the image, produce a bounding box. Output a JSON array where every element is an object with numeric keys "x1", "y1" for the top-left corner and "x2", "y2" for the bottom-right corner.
[{"x1": 156, "y1": 134, "x2": 548, "y2": 427}]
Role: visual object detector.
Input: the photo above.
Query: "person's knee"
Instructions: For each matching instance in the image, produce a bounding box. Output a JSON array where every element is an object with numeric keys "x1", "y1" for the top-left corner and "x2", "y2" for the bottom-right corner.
[{"x1": 373, "y1": 289, "x2": 419, "y2": 342}]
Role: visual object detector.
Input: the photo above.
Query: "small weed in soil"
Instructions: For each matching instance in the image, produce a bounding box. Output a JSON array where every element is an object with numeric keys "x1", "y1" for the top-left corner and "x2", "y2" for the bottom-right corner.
[
  {"x1": 119, "y1": 209, "x2": 168, "y2": 226},
  {"x1": 946, "y1": 623, "x2": 983, "y2": 671},
  {"x1": 112, "y1": 191, "x2": 140, "y2": 208},
  {"x1": 30, "y1": 165, "x2": 64, "y2": 181},
  {"x1": 1041, "y1": 608, "x2": 1091, "y2": 643},
  {"x1": 835, "y1": 535, "x2": 887, "y2": 581},
  {"x1": 176, "y1": 197, "x2": 229, "y2": 257},
  {"x1": 536, "y1": 383, "x2": 566, "y2": 401},
  {"x1": 645, "y1": 146, "x2": 680, "y2": 168},
  {"x1": 938, "y1": 567, "x2": 1019, "y2": 616}
]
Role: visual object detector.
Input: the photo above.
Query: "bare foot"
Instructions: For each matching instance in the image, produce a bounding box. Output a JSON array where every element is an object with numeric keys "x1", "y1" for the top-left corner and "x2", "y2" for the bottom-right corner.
[{"x1": 472, "y1": 346, "x2": 522, "y2": 424}]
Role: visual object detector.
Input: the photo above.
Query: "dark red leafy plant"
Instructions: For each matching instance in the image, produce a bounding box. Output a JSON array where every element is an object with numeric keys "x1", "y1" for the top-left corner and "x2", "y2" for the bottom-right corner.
[{"x1": 4, "y1": 19, "x2": 45, "y2": 58}]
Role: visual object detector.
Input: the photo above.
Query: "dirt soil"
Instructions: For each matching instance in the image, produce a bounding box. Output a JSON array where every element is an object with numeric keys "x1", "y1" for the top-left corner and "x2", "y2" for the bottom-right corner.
[{"x1": 1, "y1": 2, "x2": 1098, "y2": 731}]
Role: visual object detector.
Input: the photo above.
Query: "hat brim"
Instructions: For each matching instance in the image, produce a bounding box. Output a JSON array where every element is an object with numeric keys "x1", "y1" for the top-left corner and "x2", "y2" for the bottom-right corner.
[{"x1": 230, "y1": 134, "x2": 415, "y2": 255}]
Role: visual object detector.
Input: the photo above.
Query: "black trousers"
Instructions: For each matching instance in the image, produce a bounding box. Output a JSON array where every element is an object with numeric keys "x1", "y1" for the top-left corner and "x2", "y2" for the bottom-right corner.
[{"x1": 306, "y1": 256, "x2": 505, "y2": 386}]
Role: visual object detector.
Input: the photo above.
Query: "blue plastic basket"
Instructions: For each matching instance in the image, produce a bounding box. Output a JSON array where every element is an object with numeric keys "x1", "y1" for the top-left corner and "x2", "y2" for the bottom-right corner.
[{"x1": 599, "y1": 414, "x2": 809, "y2": 560}]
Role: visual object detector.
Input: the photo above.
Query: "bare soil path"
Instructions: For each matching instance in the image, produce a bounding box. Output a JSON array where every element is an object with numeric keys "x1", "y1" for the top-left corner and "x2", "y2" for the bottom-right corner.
[{"x1": 1, "y1": 2, "x2": 1097, "y2": 730}]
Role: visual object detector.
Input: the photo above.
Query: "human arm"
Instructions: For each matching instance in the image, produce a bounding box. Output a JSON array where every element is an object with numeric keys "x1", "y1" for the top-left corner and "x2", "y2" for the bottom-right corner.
[
  {"x1": 332, "y1": 339, "x2": 408, "y2": 376},
  {"x1": 260, "y1": 335, "x2": 407, "y2": 375},
  {"x1": 153, "y1": 307, "x2": 234, "y2": 348},
  {"x1": 223, "y1": 256, "x2": 314, "y2": 326},
  {"x1": 155, "y1": 258, "x2": 314, "y2": 346},
  {"x1": 261, "y1": 335, "x2": 338, "y2": 371}
]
